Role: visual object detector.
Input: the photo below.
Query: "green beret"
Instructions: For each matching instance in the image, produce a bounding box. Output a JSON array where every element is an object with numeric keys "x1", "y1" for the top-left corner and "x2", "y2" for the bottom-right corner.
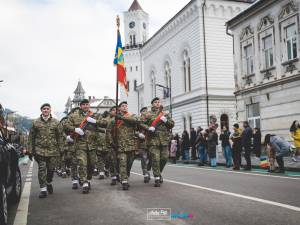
[
  {"x1": 80, "y1": 99, "x2": 89, "y2": 105},
  {"x1": 151, "y1": 97, "x2": 160, "y2": 104},
  {"x1": 118, "y1": 101, "x2": 127, "y2": 107},
  {"x1": 40, "y1": 103, "x2": 51, "y2": 110}
]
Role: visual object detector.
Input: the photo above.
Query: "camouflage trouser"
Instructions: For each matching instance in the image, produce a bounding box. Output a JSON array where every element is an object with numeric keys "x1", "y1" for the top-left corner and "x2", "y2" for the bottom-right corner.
[
  {"x1": 76, "y1": 149, "x2": 97, "y2": 183},
  {"x1": 108, "y1": 150, "x2": 118, "y2": 177},
  {"x1": 96, "y1": 151, "x2": 109, "y2": 173},
  {"x1": 35, "y1": 155, "x2": 57, "y2": 188},
  {"x1": 117, "y1": 151, "x2": 135, "y2": 181},
  {"x1": 65, "y1": 151, "x2": 78, "y2": 180},
  {"x1": 149, "y1": 145, "x2": 168, "y2": 178},
  {"x1": 140, "y1": 148, "x2": 150, "y2": 175}
]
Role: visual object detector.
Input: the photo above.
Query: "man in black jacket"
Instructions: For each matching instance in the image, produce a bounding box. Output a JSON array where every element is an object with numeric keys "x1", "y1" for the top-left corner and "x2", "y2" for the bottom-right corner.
[{"x1": 242, "y1": 121, "x2": 253, "y2": 170}]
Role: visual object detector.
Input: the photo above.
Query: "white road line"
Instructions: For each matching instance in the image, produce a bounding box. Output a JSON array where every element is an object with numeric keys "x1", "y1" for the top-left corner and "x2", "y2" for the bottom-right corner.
[
  {"x1": 167, "y1": 164, "x2": 300, "y2": 180},
  {"x1": 131, "y1": 171, "x2": 300, "y2": 212},
  {"x1": 13, "y1": 161, "x2": 34, "y2": 225}
]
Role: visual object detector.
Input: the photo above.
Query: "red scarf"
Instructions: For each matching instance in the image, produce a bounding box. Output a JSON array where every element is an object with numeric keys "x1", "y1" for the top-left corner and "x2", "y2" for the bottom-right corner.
[{"x1": 151, "y1": 112, "x2": 164, "y2": 127}]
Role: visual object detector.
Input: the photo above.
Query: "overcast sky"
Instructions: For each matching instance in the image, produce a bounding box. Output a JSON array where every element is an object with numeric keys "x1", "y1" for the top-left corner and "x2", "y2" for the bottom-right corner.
[{"x1": 0, "y1": 0, "x2": 189, "y2": 118}]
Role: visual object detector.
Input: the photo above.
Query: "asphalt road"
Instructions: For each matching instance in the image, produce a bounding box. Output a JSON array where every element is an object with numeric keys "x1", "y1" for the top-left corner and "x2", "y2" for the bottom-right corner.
[{"x1": 8, "y1": 159, "x2": 300, "y2": 225}]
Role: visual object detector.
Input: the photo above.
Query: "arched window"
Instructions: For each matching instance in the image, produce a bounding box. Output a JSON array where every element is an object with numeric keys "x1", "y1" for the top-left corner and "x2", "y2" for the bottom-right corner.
[
  {"x1": 183, "y1": 50, "x2": 191, "y2": 92},
  {"x1": 164, "y1": 62, "x2": 171, "y2": 99},
  {"x1": 150, "y1": 71, "x2": 156, "y2": 98},
  {"x1": 130, "y1": 34, "x2": 136, "y2": 46}
]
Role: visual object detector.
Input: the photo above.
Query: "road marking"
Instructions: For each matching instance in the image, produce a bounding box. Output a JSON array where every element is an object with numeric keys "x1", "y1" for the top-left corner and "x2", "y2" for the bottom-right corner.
[
  {"x1": 131, "y1": 172, "x2": 300, "y2": 212},
  {"x1": 13, "y1": 161, "x2": 34, "y2": 225},
  {"x1": 167, "y1": 164, "x2": 300, "y2": 180}
]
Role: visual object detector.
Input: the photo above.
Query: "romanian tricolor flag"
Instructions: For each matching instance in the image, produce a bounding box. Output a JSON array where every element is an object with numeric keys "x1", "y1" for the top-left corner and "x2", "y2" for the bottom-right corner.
[{"x1": 114, "y1": 30, "x2": 128, "y2": 95}]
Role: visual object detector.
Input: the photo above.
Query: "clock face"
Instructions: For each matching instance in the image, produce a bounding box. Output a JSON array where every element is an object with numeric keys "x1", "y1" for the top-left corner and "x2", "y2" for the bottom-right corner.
[
  {"x1": 129, "y1": 21, "x2": 135, "y2": 29},
  {"x1": 143, "y1": 22, "x2": 146, "y2": 29}
]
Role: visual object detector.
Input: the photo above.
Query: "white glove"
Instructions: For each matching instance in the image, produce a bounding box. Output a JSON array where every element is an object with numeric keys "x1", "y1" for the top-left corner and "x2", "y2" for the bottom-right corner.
[
  {"x1": 138, "y1": 133, "x2": 145, "y2": 139},
  {"x1": 160, "y1": 116, "x2": 167, "y2": 123},
  {"x1": 75, "y1": 128, "x2": 84, "y2": 136},
  {"x1": 87, "y1": 117, "x2": 96, "y2": 124},
  {"x1": 66, "y1": 135, "x2": 74, "y2": 143},
  {"x1": 149, "y1": 126, "x2": 155, "y2": 132}
]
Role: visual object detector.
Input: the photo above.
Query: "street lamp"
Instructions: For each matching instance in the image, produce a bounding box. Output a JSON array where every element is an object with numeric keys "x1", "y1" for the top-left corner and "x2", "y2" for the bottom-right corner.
[{"x1": 155, "y1": 84, "x2": 172, "y2": 118}]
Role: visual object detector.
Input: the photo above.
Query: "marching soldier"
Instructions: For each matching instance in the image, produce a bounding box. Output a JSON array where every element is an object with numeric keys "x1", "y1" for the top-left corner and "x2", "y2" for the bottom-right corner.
[
  {"x1": 142, "y1": 97, "x2": 174, "y2": 187},
  {"x1": 114, "y1": 101, "x2": 143, "y2": 190},
  {"x1": 106, "y1": 106, "x2": 119, "y2": 185},
  {"x1": 64, "y1": 99, "x2": 107, "y2": 194},
  {"x1": 28, "y1": 103, "x2": 62, "y2": 198},
  {"x1": 138, "y1": 107, "x2": 151, "y2": 183}
]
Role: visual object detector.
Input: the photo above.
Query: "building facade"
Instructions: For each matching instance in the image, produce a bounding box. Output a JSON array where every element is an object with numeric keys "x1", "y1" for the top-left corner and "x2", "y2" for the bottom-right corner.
[
  {"x1": 122, "y1": 0, "x2": 253, "y2": 134},
  {"x1": 227, "y1": 0, "x2": 300, "y2": 139}
]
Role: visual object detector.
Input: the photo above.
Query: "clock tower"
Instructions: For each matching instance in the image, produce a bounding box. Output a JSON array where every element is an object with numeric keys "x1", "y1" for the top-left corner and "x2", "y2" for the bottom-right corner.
[
  {"x1": 121, "y1": 0, "x2": 149, "y2": 114},
  {"x1": 124, "y1": 0, "x2": 149, "y2": 47}
]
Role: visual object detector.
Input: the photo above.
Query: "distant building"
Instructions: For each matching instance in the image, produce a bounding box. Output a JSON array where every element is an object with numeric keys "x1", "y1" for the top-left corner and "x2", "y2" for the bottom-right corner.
[
  {"x1": 226, "y1": 0, "x2": 300, "y2": 138},
  {"x1": 122, "y1": 0, "x2": 254, "y2": 134},
  {"x1": 64, "y1": 81, "x2": 116, "y2": 115}
]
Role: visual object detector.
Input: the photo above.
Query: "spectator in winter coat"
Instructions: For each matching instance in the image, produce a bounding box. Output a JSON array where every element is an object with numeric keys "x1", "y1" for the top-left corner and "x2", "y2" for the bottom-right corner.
[
  {"x1": 253, "y1": 128, "x2": 261, "y2": 158},
  {"x1": 242, "y1": 121, "x2": 253, "y2": 170},
  {"x1": 219, "y1": 126, "x2": 232, "y2": 168}
]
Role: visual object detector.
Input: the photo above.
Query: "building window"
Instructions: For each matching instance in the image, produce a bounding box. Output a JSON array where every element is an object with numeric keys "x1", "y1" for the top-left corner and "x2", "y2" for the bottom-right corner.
[
  {"x1": 127, "y1": 81, "x2": 130, "y2": 92},
  {"x1": 130, "y1": 35, "x2": 136, "y2": 46},
  {"x1": 243, "y1": 44, "x2": 254, "y2": 75},
  {"x1": 285, "y1": 23, "x2": 298, "y2": 61},
  {"x1": 130, "y1": 66, "x2": 132, "y2": 72},
  {"x1": 189, "y1": 115, "x2": 192, "y2": 130},
  {"x1": 183, "y1": 117, "x2": 187, "y2": 131},
  {"x1": 247, "y1": 103, "x2": 260, "y2": 128},
  {"x1": 134, "y1": 79, "x2": 137, "y2": 91},
  {"x1": 183, "y1": 50, "x2": 191, "y2": 92},
  {"x1": 150, "y1": 71, "x2": 156, "y2": 98},
  {"x1": 164, "y1": 61, "x2": 171, "y2": 99},
  {"x1": 136, "y1": 66, "x2": 138, "y2": 71},
  {"x1": 262, "y1": 35, "x2": 274, "y2": 69}
]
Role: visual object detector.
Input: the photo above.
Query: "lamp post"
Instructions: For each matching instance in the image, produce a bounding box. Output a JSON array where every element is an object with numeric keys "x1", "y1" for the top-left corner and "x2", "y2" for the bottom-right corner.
[{"x1": 155, "y1": 84, "x2": 172, "y2": 118}]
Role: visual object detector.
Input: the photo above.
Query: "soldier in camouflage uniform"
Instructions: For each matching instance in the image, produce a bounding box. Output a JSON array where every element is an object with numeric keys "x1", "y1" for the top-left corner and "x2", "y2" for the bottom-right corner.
[
  {"x1": 96, "y1": 127, "x2": 109, "y2": 180},
  {"x1": 106, "y1": 106, "x2": 119, "y2": 185},
  {"x1": 115, "y1": 101, "x2": 144, "y2": 190},
  {"x1": 137, "y1": 107, "x2": 151, "y2": 183},
  {"x1": 64, "y1": 99, "x2": 107, "y2": 194},
  {"x1": 142, "y1": 97, "x2": 174, "y2": 187},
  {"x1": 28, "y1": 103, "x2": 62, "y2": 198}
]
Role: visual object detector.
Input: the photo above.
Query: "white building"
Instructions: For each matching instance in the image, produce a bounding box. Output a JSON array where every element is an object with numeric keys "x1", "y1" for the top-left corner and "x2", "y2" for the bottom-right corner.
[
  {"x1": 122, "y1": 0, "x2": 254, "y2": 134},
  {"x1": 226, "y1": 0, "x2": 300, "y2": 139}
]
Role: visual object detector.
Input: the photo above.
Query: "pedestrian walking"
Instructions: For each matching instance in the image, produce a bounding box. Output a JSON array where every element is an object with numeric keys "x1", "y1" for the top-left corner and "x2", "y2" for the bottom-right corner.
[
  {"x1": 28, "y1": 103, "x2": 62, "y2": 198},
  {"x1": 219, "y1": 126, "x2": 232, "y2": 168}
]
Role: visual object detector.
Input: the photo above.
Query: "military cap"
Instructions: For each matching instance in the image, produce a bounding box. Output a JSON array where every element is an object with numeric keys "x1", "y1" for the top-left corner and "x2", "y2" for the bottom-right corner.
[
  {"x1": 80, "y1": 99, "x2": 89, "y2": 105},
  {"x1": 118, "y1": 101, "x2": 128, "y2": 107},
  {"x1": 151, "y1": 97, "x2": 160, "y2": 104},
  {"x1": 40, "y1": 103, "x2": 51, "y2": 110},
  {"x1": 109, "y1": 106, "x2": 117, "y2": 112},
  {"x1": 140, "y1": 107, "x2": 147, "y2": 113}
]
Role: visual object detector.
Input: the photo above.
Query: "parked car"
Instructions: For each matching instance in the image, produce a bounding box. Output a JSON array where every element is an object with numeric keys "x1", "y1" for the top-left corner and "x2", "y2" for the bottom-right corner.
[{"x1": 0, "y1": 129, "x2": 22, "y2": 225}]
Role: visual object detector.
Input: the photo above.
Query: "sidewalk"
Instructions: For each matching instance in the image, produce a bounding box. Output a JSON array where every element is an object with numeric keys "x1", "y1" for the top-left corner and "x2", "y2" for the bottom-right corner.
[{"x1": 177, "y1": 151, "x2": 300, "y2": 172}]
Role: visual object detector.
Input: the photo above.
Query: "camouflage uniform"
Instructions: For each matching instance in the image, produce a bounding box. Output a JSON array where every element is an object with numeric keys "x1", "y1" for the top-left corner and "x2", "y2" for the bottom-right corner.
[
  {"x1": 115, "y1": 113, "x2": 141, "y2": 183},
  {"x1": 28, "y1": 115, "x2": 61, "y2": 188},
  {"x1": 106, "y1": 116, "x2": 118, "y2": 179},
  {"x1": 64, "y1": 109, "x2": 107, "y2": 184},
  {"x1": 142, "y1": 107, "x2": 174, "y2": 180},
  {"x1": 96, "y1": 128, "x2": 109, "y2": 177}
]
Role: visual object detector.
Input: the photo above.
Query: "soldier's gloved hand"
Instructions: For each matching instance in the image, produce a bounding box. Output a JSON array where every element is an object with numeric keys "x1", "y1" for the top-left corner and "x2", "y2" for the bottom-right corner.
[
  {"x1": 160, "y1": 116, "x2": 167, "y2": 123},
  {"x1": 138, "y1": 133, "x2": 145, "y2": 139},
  {"x1": 87, "y1": 117, "x2": 96, "y2": 124},
  {"x1": 149, "y1": 126, "x2": 155, "y2": 132},
  {"x1": 75, "y1": 128, "x2": 84, "y2": 136},
  {"x1": 66, "y1": 135, "x2": 74, "y2": 143}
]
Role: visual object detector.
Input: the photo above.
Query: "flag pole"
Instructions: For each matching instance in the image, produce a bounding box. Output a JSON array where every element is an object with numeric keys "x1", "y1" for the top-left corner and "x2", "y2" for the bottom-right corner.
[{"x1": 115, "y1": 15, "x2": 120, "y2": 154}]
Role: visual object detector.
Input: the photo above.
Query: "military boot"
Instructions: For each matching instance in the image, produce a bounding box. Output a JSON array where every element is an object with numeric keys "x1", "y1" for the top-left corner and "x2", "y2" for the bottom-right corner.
[
  {"x1": 110, "y1": 177, "x2": 117, "y2": 186},
  {"x1": 62, "y1": 172, "x2": 67, "y2": 178},
  {"x1": 39, "y1": 187, "x2": 48, "y2": 198},
  {"x1": 122, "y1": 181, "x2": 129, "y2": 190},
  {"x1": 104, "y1": 169, "x2": 109, "y2": 177},
  {"x1": 46, "y1": 184, "x2": 53, "y2": 194},
  {"x1": 98, "y1": 172, "x2": 105, "y2": 180},
  {"x1": 72, "y1": 180, "x2": 79, "y2": 190},
  {"x1": 154, "y1": 177, "x2": 160, "y2": 187},
  {"x1": 82, "y1": 182, "x2": 89, "y2": 194},
  {"x1": 159, "y1": 175, "x2": 163, "y2": 184},
  {"x1": 144, "y1": 173, "x2": 150, "y2": 183}
]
